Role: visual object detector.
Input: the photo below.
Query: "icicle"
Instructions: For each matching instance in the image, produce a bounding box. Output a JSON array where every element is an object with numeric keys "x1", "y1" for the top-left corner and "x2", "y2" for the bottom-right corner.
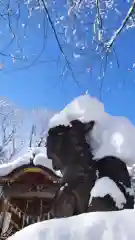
[
  {"x1": 26, "y1": 216, "x2": 29, "y2": 224},
  {"x1": 15, "y1": 207, "x2": 18, "y2": 214},
  {"x1": 18, "y1": 211, "x2": 21, "y2": 218}
]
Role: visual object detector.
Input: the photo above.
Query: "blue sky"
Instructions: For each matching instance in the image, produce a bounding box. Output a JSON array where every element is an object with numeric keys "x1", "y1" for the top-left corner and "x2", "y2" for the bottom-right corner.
[{"x1": 0, "y1": 2, "x2": 135, "y2": 124}]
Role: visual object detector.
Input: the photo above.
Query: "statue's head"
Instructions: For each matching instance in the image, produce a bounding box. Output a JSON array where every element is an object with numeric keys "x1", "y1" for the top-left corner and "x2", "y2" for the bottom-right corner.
[
  {"x1": 46, "y1": 120, "x2": 95, "y2": 171},
  {"x1": 47, "y1": 124, "x2": 70, "y2": 171}
]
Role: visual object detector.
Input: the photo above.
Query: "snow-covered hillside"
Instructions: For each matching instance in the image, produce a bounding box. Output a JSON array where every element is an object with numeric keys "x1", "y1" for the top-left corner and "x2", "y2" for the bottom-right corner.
[{"x1": 8, "y1": 210, "x2": 135, "y2": 240}]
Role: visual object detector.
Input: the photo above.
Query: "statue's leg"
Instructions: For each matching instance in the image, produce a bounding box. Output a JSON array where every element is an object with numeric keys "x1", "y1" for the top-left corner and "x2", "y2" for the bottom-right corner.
[
  {"x1": 49, "y1": 188, "x2": 76, "y2": 218},
  {"x1": 97, "y1": 157, "x2": 134, "y2": 209},
  {"x1": 88, "y1": 195, "x2": 119, "y2": 212}
]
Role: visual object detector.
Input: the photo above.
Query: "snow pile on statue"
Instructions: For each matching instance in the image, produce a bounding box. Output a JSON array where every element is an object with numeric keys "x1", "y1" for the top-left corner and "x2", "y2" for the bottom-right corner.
[{"x1": 46, "y1": 95, "x2": 134, "y2": 218}]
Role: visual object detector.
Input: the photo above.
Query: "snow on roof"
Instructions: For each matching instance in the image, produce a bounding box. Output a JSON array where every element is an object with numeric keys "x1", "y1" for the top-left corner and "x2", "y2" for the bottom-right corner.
[
  {"x1": 0, "y1": 147, "x2": 55, "y2": 177},
  {"x1": 0, "y1": 152, "x2": 31, "y2": 177},
  {"x1": 8, "y1": 209, "x2": 135, "y2": 240},
  {"x1": 89, "y1": 177, "x2": 126, "y2": 209},
  {"x1": 33, "y1": 148, "x2": 52, "y2": 170},
  {"x1": 49, "y1": 94, "x2": 135, "y2": 166}
]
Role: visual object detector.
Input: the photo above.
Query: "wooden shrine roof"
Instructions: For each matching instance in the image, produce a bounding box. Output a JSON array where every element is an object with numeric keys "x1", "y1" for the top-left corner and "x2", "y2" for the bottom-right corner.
[{"x1": 0, "y1": 164, "x2": 60, "y2": 184}]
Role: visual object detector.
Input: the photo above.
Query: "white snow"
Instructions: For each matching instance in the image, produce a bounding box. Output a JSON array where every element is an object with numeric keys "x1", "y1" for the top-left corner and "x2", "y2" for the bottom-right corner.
[
  {"x1": 0, "y1": 147, "x2": 55, "y2": 177},
  {"x1": 1, "y1": 95, "x2": 134, "y2": 240},
  {"x1": 33, "y1": 152, "x2": 53, "y2": 170},
  {"x1": 8, "y1": 210, "x2": 135, "y2": 240},
  {"x1": 127, "y1": 166, "x2": 133, "y2": 176},
  {"x1": 92, "y1": 116, "x2": 135, "y2": 166},
  {"x1": 49, "y1": 94, "x2": 135, "y2": 166},
  {"x1": 0, "y1": 152, "x2": 31, "y2": 177},
  {"x1": 89, "y1": 177, "x2": 126, "y2": 209},
  {"x1": 55, "y1": 170, "x2": 63, "y2": 177},
  {"x1": 1, "y1": 94, "x2": 135, "y2": 240},
  {"x1": 49, "y1": 95, "x2": 106, "y2": 127}
]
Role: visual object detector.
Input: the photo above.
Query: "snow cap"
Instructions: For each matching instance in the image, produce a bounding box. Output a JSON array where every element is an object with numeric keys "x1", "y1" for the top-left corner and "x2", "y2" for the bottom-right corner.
[{"x1": 49, "y1": 95, "x2": 135, "y2": 166}]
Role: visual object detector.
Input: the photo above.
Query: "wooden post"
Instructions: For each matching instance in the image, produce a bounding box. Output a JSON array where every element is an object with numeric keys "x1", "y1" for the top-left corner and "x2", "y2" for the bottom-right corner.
[{"x1": 0, "y1": 197, "x2": 9, "y2": 236}]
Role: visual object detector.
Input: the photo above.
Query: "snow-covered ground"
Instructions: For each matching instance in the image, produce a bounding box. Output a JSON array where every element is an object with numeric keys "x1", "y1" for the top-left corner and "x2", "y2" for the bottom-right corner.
[{"x1": 8, "y1": 210, "x2": 135, "y2": 240}]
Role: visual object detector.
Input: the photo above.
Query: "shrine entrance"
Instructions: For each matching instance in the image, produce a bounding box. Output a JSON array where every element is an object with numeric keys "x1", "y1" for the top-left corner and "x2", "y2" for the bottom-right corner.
[{"x1": 0, "y1": 164, "x2": 60, "y2": 239}]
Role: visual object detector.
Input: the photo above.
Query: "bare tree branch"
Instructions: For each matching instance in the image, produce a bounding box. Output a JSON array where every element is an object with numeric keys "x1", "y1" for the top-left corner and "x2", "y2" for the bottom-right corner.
[
  {"x1": 96, "y1": 0, "x2": 103, "y2": 35},
  {"x1": 40, "y1": 0, "x2": 81, "y2": 87},
  {"x1": 29, "y1": 124, "x2": 36, "y2": 148}
]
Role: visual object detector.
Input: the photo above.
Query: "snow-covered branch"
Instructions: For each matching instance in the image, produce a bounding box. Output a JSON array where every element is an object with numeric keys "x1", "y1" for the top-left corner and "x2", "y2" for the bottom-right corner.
[
  {"x1": 106, "y1": 0, "x2": 135, "y2": 49},
  {"x1": 0, "y1": 0, "x2": 134, "y2": 81},
  {"x1": 0, "y1": 99, "x2": 54, "y2": 164}
]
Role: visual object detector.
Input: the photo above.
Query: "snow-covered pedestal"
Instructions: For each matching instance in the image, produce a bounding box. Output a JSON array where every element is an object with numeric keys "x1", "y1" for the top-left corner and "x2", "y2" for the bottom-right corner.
[{"x1": 8, "y1": 210, "x2": 135, "y2": 240}]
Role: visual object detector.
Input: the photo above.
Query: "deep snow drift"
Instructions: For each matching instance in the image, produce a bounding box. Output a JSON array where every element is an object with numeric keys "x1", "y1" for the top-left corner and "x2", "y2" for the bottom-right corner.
[
  {"x1": 49, "y1": 94, "x2": 135, "y2": 166},
  {"x1": 8, "y1": 210, "x2": 135, "y2": 240}
]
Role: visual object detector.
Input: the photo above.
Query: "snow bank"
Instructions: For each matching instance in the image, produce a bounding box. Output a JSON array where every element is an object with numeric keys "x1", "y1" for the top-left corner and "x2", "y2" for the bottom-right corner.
[
  {"x1": 8, "y1": 210, "x2": 135, "y2": 240},
  {"x1": 49, "y1": 94, "x2": 135, "y2": 166},
  {"x1": 89, "y1": 177, "x2": 126, "y2": 209}
]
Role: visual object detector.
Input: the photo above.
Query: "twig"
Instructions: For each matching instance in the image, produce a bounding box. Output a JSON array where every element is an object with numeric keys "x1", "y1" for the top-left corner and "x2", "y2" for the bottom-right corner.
[
  {"x1": 40, "y1": 0, "x2": 80, "y2": 87},
  {"x1": 96, "y1": 0, "x2": 102, "y2": 30}
]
